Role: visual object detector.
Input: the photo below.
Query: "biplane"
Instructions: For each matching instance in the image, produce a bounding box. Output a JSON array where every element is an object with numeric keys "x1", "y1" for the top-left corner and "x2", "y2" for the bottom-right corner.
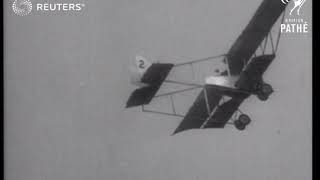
[{"x1": 126, "y1": 0, "x2": 288, "y2": 134}]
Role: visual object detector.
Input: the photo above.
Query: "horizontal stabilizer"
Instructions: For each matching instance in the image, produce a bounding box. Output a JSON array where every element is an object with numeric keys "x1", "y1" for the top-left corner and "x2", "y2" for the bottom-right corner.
[
  {"x1": 141, "y1": 63, "x2": 174, "y2": 85},
  {"x1": 126, "y1": 63, "x2": 174, "y2": 108},
  {"x1": 126, "y1": 85, "x2": 160, "y2": 108}
]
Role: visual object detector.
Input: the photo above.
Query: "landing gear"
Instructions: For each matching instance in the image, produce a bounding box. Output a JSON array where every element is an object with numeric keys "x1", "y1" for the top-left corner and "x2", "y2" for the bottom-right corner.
[
  {"x1": 234, "y1": 114, "x2": 251, "y2": 131},
  {"x1": 239, "y1": 114, "x2": 251, "y2": 125},
  {"x1": 261, "y1": 83, "x2": 273, "y2": 95},
  {"x1": 257, "y1": 93, "x2": 269, "y2": 101},
  {"x1": 234, "y1": 120, "x2": 246, "y2": 131},
  {"x1": 257, "y1": 83, "x2": 273, "y2": 101}
]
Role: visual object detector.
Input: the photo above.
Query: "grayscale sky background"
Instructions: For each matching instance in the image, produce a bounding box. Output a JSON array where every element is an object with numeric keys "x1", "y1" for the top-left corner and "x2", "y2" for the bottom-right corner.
[{"x1": 4, "y1": 0, "x2": 312, "y2": 180}]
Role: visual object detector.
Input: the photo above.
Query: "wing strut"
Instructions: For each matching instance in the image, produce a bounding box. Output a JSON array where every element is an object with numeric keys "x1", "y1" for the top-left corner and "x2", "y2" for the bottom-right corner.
[{"x1": 275, "y1": 11, "x2": 286, "y2": 53}]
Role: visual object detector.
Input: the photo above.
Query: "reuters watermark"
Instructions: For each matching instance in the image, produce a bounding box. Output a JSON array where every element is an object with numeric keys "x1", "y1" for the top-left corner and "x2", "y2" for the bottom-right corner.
[
  {"x1": 12, "y1": 0, "x2": 32, "y2": 16},
  {"x1": 12, "y1": 0, "x2": 86, "y2": 16},
  {"x1": 36, "y1": 3, "x2": 85, "y2": 11}
]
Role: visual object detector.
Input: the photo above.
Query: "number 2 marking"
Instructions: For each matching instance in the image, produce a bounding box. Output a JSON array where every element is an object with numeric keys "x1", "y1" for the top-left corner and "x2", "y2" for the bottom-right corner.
[{"x1": 138, "y1": 60, "x2": 145, "y2": 69}]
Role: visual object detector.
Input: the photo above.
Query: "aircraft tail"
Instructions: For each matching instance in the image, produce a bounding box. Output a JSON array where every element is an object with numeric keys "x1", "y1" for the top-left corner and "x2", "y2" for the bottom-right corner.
[
  {"x1": 135, "y1": 56, "x2": 152, "y2": 74},
  {"x1": 127, "y1": 63, "x2": 174, "y2": 107},
  {"x1": 130, "y1": 56, "x2": 152, "y2": 87}
]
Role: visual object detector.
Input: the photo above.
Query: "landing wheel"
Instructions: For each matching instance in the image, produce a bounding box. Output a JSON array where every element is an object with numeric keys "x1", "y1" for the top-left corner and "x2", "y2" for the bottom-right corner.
[
  {"x1": 257, "y1": 93, "x2": 269, "y2": 101},
  {"x1": 261, "y1": 83, "x2": 273, "y2": 95},
  {"x1": 238, "y1": 114, "x2": 251, "y2": 125},
  {"x1": 257, "y1": 83, "x2": 273, "y2": 101},
  {"x1": 234, "y1": 120, "x2": 246, "y2": 131}
]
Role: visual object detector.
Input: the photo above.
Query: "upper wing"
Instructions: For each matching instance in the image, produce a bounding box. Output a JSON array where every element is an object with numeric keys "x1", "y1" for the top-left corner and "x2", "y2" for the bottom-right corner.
[
  {"x1": 236, "y1": 54, "x2": 275, "y2": 90},
  {"x1": 227, "y1": 0, "x2": 287, "y2": 75}
]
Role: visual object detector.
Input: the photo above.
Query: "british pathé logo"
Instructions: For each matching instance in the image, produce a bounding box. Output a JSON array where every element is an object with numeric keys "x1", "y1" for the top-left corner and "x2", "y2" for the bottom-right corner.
[
  {"x1": 12, "y1": 0, "x2": 32, "y2": 16},
  {"x1": 289, "y1": 0, "x2": 306, "y2": 16},
  {"x1": 281, "y1": 0, "x2": 306, "y2": 16},
  {"x1": 281, "y1": 0, "x2": 290, "y2": 4},
  {"x1": 281, "y1": 0, "x2": 309, "y2": 33},
  {"x1": 12, "y1": 0, "x2": 86, "y2": 16}
]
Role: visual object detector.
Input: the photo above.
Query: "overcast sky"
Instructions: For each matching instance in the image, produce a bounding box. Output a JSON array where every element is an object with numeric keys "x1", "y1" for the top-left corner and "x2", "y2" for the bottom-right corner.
[{"x1": 5, "y1": 0, "x2": 312, "y2": 180}]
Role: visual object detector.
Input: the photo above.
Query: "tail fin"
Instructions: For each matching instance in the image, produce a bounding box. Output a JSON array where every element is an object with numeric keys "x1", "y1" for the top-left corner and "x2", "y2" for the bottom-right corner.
[
  {"x1": 129, "y1": 56, "x2": 152, "y2": 87},
  {"x1": 135, "y1": 56, "x2": 152, "y2": 74}
]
